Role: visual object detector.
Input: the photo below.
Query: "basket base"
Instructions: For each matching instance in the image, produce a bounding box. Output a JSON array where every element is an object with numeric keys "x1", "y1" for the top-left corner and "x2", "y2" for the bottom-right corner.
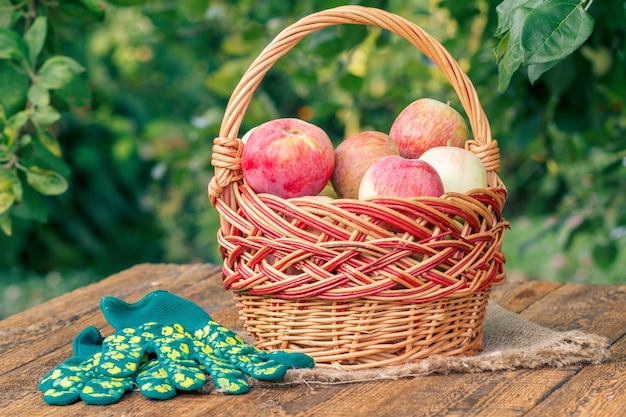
[{"x1": 235, "y1": 289, "x2": 490, "y2": 370}]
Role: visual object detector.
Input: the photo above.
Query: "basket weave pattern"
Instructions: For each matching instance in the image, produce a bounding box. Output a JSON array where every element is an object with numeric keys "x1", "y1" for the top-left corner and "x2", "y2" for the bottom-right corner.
[{"x1": 208, "y1": 6, "x2": 508, "y2": 370}]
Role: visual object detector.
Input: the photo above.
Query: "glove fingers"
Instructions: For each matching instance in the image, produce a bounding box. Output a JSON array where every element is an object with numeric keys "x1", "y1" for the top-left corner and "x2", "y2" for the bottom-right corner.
[
  {"x1": 39, "y1": 365, "x2": 84, "y2": 405},
  {"x1": 80, "y1": 376, "x2": 134, "y2": 405},
  {"x1": 38, "y1": 358, "x2": 95, "y2": 405},
  {"x1": 197, "y1": 322, "x2": 314, "y2": 380},
  {"x1": 99, "y1": 345, "x2": 145, "y2": 377},
  {"x1": 193, "y1": 341, "x2": 250, "y2": 394},
  {"x1": 41, "y1": 387, "x2": 81, "y2": 406},
  {"x1": 159, "y1": 358, "x2": 206, "y2": 391},
  {"x1": 136, "y1": 359, "x2": 177, "y2": 400},
  {"x1": 98, "y1": 324, "x2": 159, "y2": 377},
  {"x1": 153, "y1": 328, "x2": 206, "y2": 391},
  {"x1": 222, "y1": 346, "x2": 288, "y2": 381},
  {"x1": 267, "y1": 351, "x2": 316, "y2": 370}
]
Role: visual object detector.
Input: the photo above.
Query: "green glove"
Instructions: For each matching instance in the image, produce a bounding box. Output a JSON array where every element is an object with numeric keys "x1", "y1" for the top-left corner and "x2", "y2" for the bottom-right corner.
[
  {"x1": 99, "y1": 290, "x2": 314, "y2": 394},
  {"x1": 38, "y1": 326, "x2": 134, "y2": 405},
  {"x1": 97, "y1": 321, "x2": 209, "y2": 391},
  {"x1": 39, "y1": 326, "x2": 179, "y2": 405}
]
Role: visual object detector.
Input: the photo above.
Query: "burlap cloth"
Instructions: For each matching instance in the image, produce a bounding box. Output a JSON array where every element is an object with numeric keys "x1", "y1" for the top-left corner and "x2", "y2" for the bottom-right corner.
[{"x1": 249, "y1": 302, "x2": 611, "y2": 386}]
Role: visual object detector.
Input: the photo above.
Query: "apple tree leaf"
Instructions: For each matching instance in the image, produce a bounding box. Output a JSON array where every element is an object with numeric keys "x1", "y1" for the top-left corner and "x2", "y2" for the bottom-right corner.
[
  {"x1": 36, "y1": 127, "x2": 63, "y2": 158},
  {"x1": 0, "y1": 212, "x2": 11, "y2": 236},
  {"x1": 0, "y1": 60, "x2": 29, "y2": 115},
  {"x1": 592, "y1": 240, "x2": 618, "y2": 270},
  {"x1": 25, "y1": 166, "x2": 68, "y2": 195},
  {"x1": 522, "y1": 0, "x2": 594, "y2": 65},
  {"x1": 527, "y1": 60, "x2": 562, "y2": 84},
  {"x1": 55, "y1": 74, "x2": 92, "y2": 109},
  {"x1": 37, "y1": 56, "x2": 85, "y2": 90},
  {"x1": 0, "y1": 27, "x2": 27, "y2": 62},
  {"x1": 496, "y1": 7, "x2": 534, "y2": 92},
  {"x1": 24, "y1": 16, "x2": 47, "y2": 67},
  {"x1": 495, "y1": 0, "x2": 544, "y2": 37},
  {"x1": 0, "y1": 173, "x2": 15, "y2": 214}
]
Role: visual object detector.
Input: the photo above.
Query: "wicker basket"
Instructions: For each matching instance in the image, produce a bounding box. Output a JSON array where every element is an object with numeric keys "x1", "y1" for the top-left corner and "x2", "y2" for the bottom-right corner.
[{"x1": 208, "y1": 5, "x2": 508, "y2": 370}]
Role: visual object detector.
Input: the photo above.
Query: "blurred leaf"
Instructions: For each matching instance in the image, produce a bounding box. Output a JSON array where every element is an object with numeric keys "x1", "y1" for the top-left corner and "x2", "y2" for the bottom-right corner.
[
  {"x1": 36, "y1": 127, "x2": 63, "y2": 158},
  {"x1": 24, "y1": 16, "x2": 47, "y2": 67},
  {"x1": 37, "y1": 56, "x2": 85, "y2": 90},
  {"x1": 25, "y1": 166, "x2": 68, "y2": 195},
  {"x1": 522, "y1": 0, "x2": 594, "y2": 65},
  {"x1": 4, "y1": 110, "x2": 32, "y2": 143},
  {"x1": 0, "y1": 0, "x2": 13, "y2": 29},
  {"x1": 338, "y1": 72, "x2": 363, "y2": 95},
  {"x1": 10, "y1": 182, "x2": 48, "y2": 222},
  {"x1": 0, "y1": 212, "x2": 10, "y2": 235},
  {"x1": 0, "y1": 61, "x2": 29, "y2": 115},
  {"x1": 0, "y1": 28, "x2": 27, "y2": 62},
  {"x1": 0, "y1": 166, "x2": 21, "y2": 202},
  {"x1": 177, "y1": 0, "x2": 212, "y2": 19},
  {"x1": 0, "y1": 144, "x2": 8, "y2": 161},
  {"x1": 204, "y1": 58, "x2": 250, "y2": 98},
  {"x1": 308, "y1": 29, "x2": 348, "y2": 58},
  {"x1": 27, "y1": 82, "x2": 50, "y2": 107},
  {"x1": 55, "y1": 74, "x2": 92, "y2": 109},
  {"x1": 105, "y1": 0, "x2": 147, "y2": 6},
  {"x1": 63, "y1": 0, "x2": 106, "y2": 21},
  {"x1": 32, "y1": 105, "x2": 61, "y2": 126},
  {"x1": 0, "y1": 174, "x2": 14, "y2": 214},
  {"x1": 592, "y1": 240, "x2": 618, "y2": 270}
]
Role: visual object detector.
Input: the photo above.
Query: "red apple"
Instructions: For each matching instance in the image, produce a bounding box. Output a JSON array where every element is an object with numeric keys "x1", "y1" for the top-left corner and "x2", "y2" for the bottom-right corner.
[
  {"x1": 331, "y1": 131, "x2": 400, "y2": 199},
  {"x1": 419, "y1": 146, "x2": 487, "y2": 193},
  {"x1": 358, "y1": 155, "x2": 444, "y2": 199},
  {"x1": 241, "y1": 118, "x2": 334, "y2": 199},
  {"x1": 389, "y1": 98, "x2": 469, "y2": 158}
]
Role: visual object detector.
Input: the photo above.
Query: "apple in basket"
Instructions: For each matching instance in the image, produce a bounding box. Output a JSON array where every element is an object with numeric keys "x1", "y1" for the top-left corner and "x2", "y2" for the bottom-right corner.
[
  {"x1": 331, "y1": 131, "x2": 400, "y2": 199},
  {"x1": 358, "y1": 155, "x2": 444, "y2": 199},
  {"x1": 419, "y1": 146, "x2": 488, "y2": 193},
  {"x1": 241, "y1": 118, "x2": 335, "y2": 199},
  {"x1": 389, "y1": 98, "x2": 469, "y2": 158}
]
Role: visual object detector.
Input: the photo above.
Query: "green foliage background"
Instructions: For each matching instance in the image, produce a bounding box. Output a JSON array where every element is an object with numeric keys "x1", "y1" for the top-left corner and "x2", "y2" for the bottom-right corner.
[{"x1": 1, "y1": 0, "x2": 624, "y2": 317}]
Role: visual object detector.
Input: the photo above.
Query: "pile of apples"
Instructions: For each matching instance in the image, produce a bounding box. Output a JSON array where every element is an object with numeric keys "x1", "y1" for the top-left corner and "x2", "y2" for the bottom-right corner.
[{"x1": 240, "y1": 98, "x2": 488, "y2": 201}]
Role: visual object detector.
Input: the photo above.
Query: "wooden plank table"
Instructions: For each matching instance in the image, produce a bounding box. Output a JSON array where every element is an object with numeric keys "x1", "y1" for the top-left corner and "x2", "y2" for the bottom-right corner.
[{"x1": 1, "y1": 263, "x2": 625, "y2": 416}]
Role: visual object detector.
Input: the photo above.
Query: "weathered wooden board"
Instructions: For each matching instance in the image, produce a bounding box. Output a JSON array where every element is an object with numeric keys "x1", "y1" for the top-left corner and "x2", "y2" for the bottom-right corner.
[{"x1": 1, "y1": 263, "x2": 624, "y2": 417}]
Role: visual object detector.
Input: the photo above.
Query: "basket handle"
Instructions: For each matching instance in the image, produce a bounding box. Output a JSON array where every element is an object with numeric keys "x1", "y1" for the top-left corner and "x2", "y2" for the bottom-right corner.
[{"x1": 209, "y1": 5, "x2": 500, "y2": 205}]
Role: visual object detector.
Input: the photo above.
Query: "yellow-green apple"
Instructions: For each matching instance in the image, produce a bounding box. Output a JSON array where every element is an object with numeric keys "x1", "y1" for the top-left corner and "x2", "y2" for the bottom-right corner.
[
  {"x1": 389, "y1": 98, "x2": 469, "y2": 158},
  {"x1": 358, "y1": 155, "x2": 444, "y2": 199},
  {"x1": 318, "y1": 181, "x2": 339, "y2": 199},
  {"x1": 331, "y1": 131, "x2": 400, "y2": 199},
  {"x1": 242, "y1": 118, "x2": 335, "y2": 199},
  {"x1": 418, "y1": 146, "x2": 487, "y2": 193}
]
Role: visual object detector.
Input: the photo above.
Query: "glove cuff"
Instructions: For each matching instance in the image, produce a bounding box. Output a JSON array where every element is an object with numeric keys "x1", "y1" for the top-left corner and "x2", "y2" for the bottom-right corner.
[
  {"x1": 73, "y1": 326, "x2": 105, "y2": 360},
  {"x1": 101, "y1": 290, "x2": 212, "y2": 331}
]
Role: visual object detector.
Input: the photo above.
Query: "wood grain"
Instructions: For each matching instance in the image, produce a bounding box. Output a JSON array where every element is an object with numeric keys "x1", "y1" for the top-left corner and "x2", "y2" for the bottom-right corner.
[{"x1": 1, "y1": 263, "x2": 624, "y2": 417}]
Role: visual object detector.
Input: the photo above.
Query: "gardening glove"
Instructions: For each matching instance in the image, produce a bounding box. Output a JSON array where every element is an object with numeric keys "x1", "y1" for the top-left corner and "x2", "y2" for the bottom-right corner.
[
  {"x1": 99, "y1": 290, "x2": 314, "y2": 394},
  {"x1": 38, "y1": 326, "x2": 135, "y2": 405},
  {"x1": 39, "y1": 326, "x2": 179, "y2": 405}
]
